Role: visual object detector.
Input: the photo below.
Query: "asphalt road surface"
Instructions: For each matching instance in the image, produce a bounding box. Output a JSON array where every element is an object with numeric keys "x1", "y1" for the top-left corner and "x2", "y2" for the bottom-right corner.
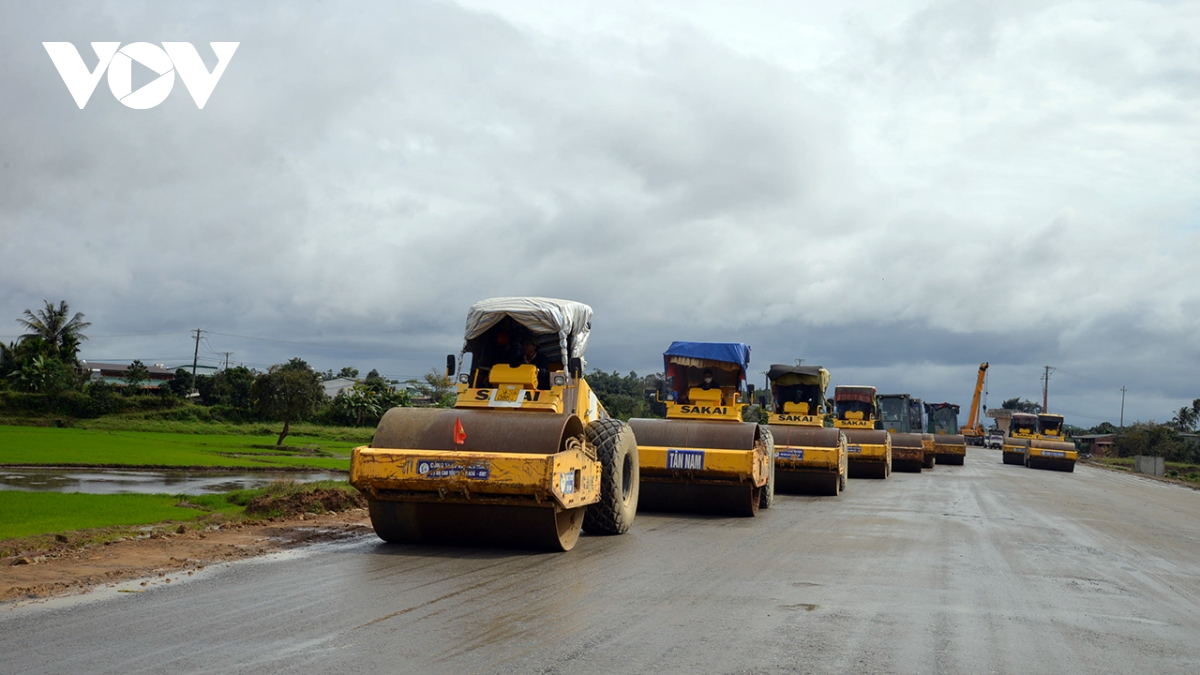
[{"x1": 4, "y1": 449, "x2": 1200, "y2": 674}]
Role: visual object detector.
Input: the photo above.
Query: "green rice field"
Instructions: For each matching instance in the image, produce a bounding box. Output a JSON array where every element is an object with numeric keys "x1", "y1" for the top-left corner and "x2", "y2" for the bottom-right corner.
[{"x1": 0, "y1": 425, "x2": 355, "y2": 471}]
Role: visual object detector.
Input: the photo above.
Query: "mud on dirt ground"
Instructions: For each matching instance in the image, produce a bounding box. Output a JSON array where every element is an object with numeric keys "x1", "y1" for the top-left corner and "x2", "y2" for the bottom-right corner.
[{"x1": 1, "y1": 503, "x2": 372, "y2": 604}]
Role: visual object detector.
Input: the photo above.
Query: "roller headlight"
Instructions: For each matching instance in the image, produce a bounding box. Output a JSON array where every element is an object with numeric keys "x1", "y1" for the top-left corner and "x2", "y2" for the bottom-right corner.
[
  {"x1": 551, "y1": 374, "x2": 567, "y2": 387},
  {"x1": 458, "y1": 373, "x2": 470, "y2": 384}
]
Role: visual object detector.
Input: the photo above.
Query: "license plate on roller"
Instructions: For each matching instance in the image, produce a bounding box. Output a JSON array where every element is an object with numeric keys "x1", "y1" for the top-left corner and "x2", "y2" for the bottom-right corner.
[
  {"x1": 495, "y1": 388, "x2": 520, "y2": 402},
  {"x1": 1042, "y1": 450, "x2": 1065, "y2": 458},
  {"x1": 847, "y1": 446, "x2": 861, "y2": 453}
]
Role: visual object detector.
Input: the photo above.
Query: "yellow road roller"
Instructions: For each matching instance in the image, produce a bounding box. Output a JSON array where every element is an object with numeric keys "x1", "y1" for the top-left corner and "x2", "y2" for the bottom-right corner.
[
  {"x1": 1025, "y1": 413, "x2": 1077, "y2": 472},
  {"x1": 1003, "y1": 412, "x2": 1037, "y2": 465},
  {"x1": 350, "y1": 297, "x2": 639, "y2": 551},
  {"x1": 833, "y1": 385, "x2": 891, "y2": 479},
  {"x1": 764, "y1": 364, "x2": 847, "y2": 496},
  {"x1": 878, "y1": 393, "x2": 930, "y2": 472},
  {"x1": 924, "y1": 402, "x2": 967, "y2": 465},
  {"x1": 628, "y1": 342, "x2": 773, "y2": 516}
]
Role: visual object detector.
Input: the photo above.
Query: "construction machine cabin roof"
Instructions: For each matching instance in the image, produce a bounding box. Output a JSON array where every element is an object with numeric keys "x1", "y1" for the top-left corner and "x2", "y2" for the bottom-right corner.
[
  {"x1": 766, "y1": 364, "x2": 830, "y2": 390},
  {"x1": 834, "y1": 385, "x2": 876, "y2": 403},
  {"x1": 662, "y1": 341, "x2": 751, "y2": 374},
  {"x1": 462, "y1": 297, "x2": 593, "y2": 364}
]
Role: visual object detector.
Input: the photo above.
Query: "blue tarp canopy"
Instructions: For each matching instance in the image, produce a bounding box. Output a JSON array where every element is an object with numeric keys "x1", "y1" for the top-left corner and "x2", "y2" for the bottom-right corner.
[{"x1": 663, "y1": 341, "x2": 751, "y2": 375}]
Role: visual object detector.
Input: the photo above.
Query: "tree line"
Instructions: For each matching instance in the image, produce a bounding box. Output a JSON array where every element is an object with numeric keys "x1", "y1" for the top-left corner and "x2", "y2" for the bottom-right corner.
[{"x1": 0, "y1": 300, "x2": 457, "y2": 444}]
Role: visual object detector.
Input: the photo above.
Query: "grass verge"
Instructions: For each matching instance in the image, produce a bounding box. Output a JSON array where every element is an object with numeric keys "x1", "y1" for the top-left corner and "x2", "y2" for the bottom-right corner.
[
  {"x1": 1086, "y1": 457, "x2": 1200, "y2": 484},
  {"x1": 0, "y1": 480, "x2": 362, "y2": 555}
]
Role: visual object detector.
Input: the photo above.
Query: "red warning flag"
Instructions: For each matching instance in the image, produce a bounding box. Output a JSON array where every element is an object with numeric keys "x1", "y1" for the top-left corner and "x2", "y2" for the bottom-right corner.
[{"x1": 454, "y1": 418, "x2": 466, "y2": 445}]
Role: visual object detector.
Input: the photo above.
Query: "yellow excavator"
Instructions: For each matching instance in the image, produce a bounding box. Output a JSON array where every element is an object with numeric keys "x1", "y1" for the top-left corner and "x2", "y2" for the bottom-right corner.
[
  {"x1": 833, "y1": 385, "x2": 891, "y2": 479},
  {"x1": 629, "y1": 341, "x2": 773, "y2": 516},
  {"x1": 764, "y1": 364, "x2": 847, "y2": 496},
  {"x1": 1025, "y1": 413, "x2": 1077, "y2": 472},
  {"x1": 924, "y1": 402, "x2": 967, "y2": 465},
  {"x1": 962, "y1": 363, "x2": 988, "y2": 446},
  {"x1": 350, "y1": 297, "x2": 639, "y2": 551}
]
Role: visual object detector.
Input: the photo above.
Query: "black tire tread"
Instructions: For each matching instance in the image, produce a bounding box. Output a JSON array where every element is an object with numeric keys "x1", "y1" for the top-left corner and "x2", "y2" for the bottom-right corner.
[{"x1": 583, "y1": 418, "x2": 639, "y2": 535}]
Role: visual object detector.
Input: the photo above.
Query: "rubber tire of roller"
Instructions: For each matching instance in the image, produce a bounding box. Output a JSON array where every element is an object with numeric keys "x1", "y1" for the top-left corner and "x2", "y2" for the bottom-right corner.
[
  {"x1": 1066, "y1": 463, "x2": 1075, "y2": 473},
  {"x1": 839, "y1": 470, "x2": 847, "y2": 492},
  {"x1": 758, "y1": 427, "x2": 776, "y2": 510},
  {"x1": 583, "y1": 418, "x2": 640, "y2": 535},
  {"x1": 923, "y1": 453, "x2": 935, "y2": 469}
]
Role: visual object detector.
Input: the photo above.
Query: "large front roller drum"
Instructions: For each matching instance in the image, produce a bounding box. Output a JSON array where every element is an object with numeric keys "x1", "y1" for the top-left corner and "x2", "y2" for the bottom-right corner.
[
  {"x1": 371, "y1": 407, "x2": 582, "y2": 455},
  {"x1": 583, "y1": 418, "x2": 639, "y2": 535},
  {"x1": 637, "y1": 482, "x2": 762, "y2": 517},
  {"x1": 759, "y1": 427, "x2": 776, "y2": 509},
  {"x1": 776, "y1": 471, "x2": 841, "y2": 496},
  {"x1": 767, "y1": 426, "x2": 844, "y2": 495},
  {"x1": 844, "y1": 429, "x2": 891, "y2": 480},
  {"x1": 363, "y1": 407, "x2": 587, "y2": 551},
  {"x1": 891, "y1": 433, "x2": 925, "y2": 473},
  {"x1": 628, "y1": 418, "x2": 764, "y2": 517},
  {"x1": 368, "y1": 501, "x2": 585, "y2": 552}
]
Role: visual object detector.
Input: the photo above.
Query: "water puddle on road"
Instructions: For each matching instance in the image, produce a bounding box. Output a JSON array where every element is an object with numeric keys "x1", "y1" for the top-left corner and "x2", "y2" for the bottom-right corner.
[{"x1": 0, "y1": 468, "x2": 344, "y2": 495}]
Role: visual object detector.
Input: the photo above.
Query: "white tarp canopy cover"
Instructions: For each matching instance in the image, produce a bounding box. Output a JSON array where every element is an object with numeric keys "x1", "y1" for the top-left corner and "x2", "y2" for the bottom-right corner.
[{"x1": 462, "y1": 297, "x2": 593, "y2": 367}]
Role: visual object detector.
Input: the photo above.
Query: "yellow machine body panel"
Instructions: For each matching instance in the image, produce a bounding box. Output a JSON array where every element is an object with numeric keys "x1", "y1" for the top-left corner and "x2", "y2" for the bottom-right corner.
[
  {"x1": 768, "y1": 412, "x2": 823, "y2": 426},
  {"x1": 352, "y1": 445, "x2": 600, "y2": 510},
  {"x1": 663, "y1": 399, "x2": 745, "y2": 422},
  {"x1": 638, "y1": 445, "x2": 769, "y2": 485},
  {"x1": 453, "y1": 373, "x2": 605, "y2": 423}
]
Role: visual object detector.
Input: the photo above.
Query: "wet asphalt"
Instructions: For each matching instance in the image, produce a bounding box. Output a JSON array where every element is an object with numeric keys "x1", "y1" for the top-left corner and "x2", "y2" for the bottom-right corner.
[{"x1": 3, "y1": 448, "x2": 1200, "y2": 675}]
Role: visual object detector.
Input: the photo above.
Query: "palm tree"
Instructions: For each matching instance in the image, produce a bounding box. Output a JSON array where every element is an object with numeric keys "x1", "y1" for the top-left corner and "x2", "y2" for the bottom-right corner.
[{"x1": 16, "y1": 300, "x2": 91, "y2": 359}]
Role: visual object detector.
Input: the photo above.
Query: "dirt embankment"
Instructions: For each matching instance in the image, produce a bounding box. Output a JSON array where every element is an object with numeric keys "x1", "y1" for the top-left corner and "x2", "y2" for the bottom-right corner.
[{"x1": 1, "y1": 490, "x2": 373, "y2": 604}]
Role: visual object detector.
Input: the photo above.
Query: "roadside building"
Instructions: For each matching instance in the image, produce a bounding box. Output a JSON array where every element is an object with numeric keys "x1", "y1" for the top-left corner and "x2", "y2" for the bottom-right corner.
[
  {"x1": 1075, "y1": 434, "x2": 1115, "y2": 457},
  {"x1": 322, "y1": 377, "x2": 357, "y2": 398},
  {"x1": 79, "y1": 360, "x2": 175, "y2": 389}
]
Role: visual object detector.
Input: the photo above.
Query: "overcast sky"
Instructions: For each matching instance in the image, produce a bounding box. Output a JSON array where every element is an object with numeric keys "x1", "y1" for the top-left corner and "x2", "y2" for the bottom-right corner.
[{"x1": 2, "y1": 1, "x2": 1198, "y2": 427}]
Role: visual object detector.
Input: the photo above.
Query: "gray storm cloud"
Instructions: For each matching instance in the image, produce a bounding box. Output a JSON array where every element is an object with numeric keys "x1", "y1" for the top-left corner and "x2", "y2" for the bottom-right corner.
[{"x1": 1, "y1": 0, "x2": 1197, "y2": 425}]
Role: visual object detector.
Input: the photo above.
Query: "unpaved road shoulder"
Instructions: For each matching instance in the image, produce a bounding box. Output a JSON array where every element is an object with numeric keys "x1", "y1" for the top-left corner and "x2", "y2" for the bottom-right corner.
[{"x1": 1, "y1": 510, "x2": 372, "y2": 603}]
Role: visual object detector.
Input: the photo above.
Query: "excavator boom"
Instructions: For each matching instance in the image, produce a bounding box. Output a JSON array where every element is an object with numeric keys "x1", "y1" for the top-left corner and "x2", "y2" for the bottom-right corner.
[{"x1": 964, "y1": 362, "x2": 988, "y2": 438}]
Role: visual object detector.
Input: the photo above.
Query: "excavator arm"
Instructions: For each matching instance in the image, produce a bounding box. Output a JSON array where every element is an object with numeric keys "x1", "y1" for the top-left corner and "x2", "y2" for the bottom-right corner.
[{"x1": 964, "y1": 362, "x2": 988, "y2": 437}]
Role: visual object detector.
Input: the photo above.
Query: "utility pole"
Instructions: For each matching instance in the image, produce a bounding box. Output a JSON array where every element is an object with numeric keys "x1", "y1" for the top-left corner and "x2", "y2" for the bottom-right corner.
[
  {"x1": 222, "y1": 352, "x2": 232, "y2": 369},
  {"x1": 191, "y1": 329, "x2": 203, "y2": 387},
  {"x1": 1041, "y1": 365, "x2": 1055, "y2": 412},
  {"x1": 1120, "y1": 386, "x2": 1127, "y2": 427}
]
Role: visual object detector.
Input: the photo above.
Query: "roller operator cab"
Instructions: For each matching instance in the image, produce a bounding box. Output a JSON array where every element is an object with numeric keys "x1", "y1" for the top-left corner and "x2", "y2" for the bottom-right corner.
[
  {"x1": 1002, "y1": 412, "x2": 1038, "y2": 465},
  {"x1": 764, "y1": 364, "x2": 847, "y2": 496},
  {"x1": 833, "y1": 385, "x2": 892, "y2": 479},
  {"x1": 628, "y1": 342, "x2": 774, "y2": 516},
  {"x1": 924, "y1": 402, "x2": 967, "y2": 466},
  {"x1": 877, "y1": 394, "x2": 934, "y2": 472},
  {"x1": 350, "y1": 297, "x2": 639, "y2": 552},
  {"x1": 1024, "y1": 413, "x2": 1077, "y2": 472}
]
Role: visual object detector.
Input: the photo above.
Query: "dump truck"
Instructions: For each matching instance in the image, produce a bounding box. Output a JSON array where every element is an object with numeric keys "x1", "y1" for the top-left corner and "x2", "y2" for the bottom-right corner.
[
  {"x1": 1024, "y1": 413, "x2": 1078, "y2": 472},
  {"x1": 1003, "y1": 412, "x2": 1038, "y2": 465},
  {"x1": 629, "y1": 342, "x2": 773, "y2": 516},
  {"x1": 924, "y1": 402, "x2": 967, "y2": 465},
  {"x1": 877, "y1": 393, "x2": 930, "y2": 472},
  {"x1": 764, "y1": 364, "x2": 847, "y2": 496},
  {"x1": 350, "y1": 297, "x2": 639, "y2": 552},
  {"x1": 833, "y1": 385, "x2": 891, "y2": 479}
]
